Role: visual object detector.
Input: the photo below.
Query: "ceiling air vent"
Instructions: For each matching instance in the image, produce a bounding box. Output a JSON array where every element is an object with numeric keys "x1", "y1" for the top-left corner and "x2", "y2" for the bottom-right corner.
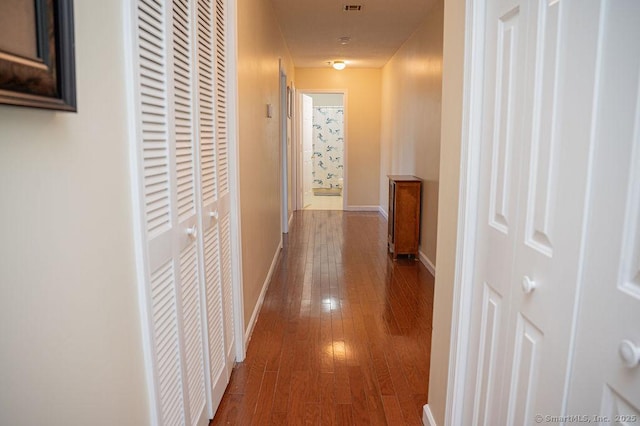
[{"x1": 343, "y1": 5, "x2": 362, "y2": 11}]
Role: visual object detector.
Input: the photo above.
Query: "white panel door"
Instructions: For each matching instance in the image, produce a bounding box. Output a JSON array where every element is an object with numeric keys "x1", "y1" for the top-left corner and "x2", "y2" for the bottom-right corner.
[
  {"x1": 463, "y1": 0, "x2": 529, "y2": 423},
  {"x1": 501, "y1": 0, "x2": 600, "y2": 422},
  {"x1": 567, "y1": 0, "x2": 640, "y2": 418},
  {"x1": 302, "y1": 94, "x2": 314, "y2": 208},
  {"x1": 464, "y1": 0, "x2": 609, "y2": 424}
]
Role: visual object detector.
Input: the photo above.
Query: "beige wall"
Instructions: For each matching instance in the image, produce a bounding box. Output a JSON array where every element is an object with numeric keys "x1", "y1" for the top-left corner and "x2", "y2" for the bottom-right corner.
[
  {"x1": 428, "y1": 0, "x2": 466, "y2": 422},
  {"x1": 237, "y1": 0, "x2": 295, "y2": 329},
  {"x1": 309, "y1": 93, "x2": 344, "y2": 107},
  {"x1": 380, "y1": 0, "x2": 444, "y2": 266},
  {"x1": 295, "y1": 68, "x2": 382, "y2": 207},
  {"x1": 0, "y1": 1, "x2": 149, "y2": 424}
]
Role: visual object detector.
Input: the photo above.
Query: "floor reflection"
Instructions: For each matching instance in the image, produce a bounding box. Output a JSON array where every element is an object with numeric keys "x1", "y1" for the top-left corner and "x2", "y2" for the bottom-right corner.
[{"x1": 212, "y1": 210, "x2": 435, "y2": 425}]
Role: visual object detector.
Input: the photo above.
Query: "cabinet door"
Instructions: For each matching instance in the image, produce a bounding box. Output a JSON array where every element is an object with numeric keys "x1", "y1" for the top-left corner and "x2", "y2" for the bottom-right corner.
[
  {"x1": 392, "y1": 181, "x2": 420, "y2": 256},
  {"x1": 388, "y1": 180, "x2": 395, "y2": 245},
  {"x1": 389, "y1": 180, "x2": 421, "y2": 258}
]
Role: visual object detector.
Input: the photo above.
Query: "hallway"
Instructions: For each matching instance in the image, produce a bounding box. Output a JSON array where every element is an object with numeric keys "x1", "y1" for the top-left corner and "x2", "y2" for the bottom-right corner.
[{"x1": 212, "y1": 211, "x2": 435, "y2": 425}]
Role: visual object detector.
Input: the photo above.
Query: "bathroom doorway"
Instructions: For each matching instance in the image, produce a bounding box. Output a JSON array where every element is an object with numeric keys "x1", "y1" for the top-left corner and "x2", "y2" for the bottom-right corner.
[{"x1": 298, "y1": 91, "x2": 345, "y2": 210}]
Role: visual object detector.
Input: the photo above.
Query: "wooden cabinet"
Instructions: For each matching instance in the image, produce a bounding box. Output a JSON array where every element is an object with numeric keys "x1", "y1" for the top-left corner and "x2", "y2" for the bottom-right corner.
[{"x1": 388, "y1": 175, "x2": 422, "y2": 259}]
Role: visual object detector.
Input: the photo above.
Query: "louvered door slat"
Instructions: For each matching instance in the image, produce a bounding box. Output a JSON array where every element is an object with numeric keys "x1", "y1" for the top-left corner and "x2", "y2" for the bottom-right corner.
[
  {"x1": 197, "y1": 0, "x2": 217, "y2": 205},
  {"x1": 214, "y1": 0, "x2": 229, "y2": 196},
  {"x1": 219, "y1": 213, "x2": 233, "y2": 353},
  {"x1": 150, "y1": 261, "x2": 186, "y2": 426},
  {"x1": 172, "y1": 0, "x2": 196, "y2": 223},
  {"x1": 138, "y1": 0, "x2": 171, "y2": 239},
  {"x1": 203, "y1": 225, "x2": 225, "y2": 382},
  {"x1": 179, "y1": 242, "x2": 206, "y2": 424}
]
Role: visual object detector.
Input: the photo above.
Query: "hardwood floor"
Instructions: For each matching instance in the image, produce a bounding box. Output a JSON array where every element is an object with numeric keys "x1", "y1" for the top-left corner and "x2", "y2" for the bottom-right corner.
[
  {"x1": 304, "y1": 194, "x2": 344, "y2": 210},
  {"x1": 211, "y1": 210, "x2": 435, "y2": 425}
]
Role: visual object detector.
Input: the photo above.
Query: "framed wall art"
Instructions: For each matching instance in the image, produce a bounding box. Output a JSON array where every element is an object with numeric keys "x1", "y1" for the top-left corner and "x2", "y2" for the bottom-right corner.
[{"x1": 0, "y1": 0, "x2": 77, "y2": 111}]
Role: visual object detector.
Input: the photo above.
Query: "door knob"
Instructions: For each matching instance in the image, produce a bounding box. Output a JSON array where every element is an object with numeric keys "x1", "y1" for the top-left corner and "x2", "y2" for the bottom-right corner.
[
  {"x1": 522, "y1": 276, "x2": 537, "y2": 294},
  {"x1": 186, "y1": 226, "x2": 197, "y2": 239},
  {"x1": 209, "y1": 211, "x2": 219, "y2": 219},
  {"x1": 619, "y1": 339, "x2": 640, "y2": 368}
]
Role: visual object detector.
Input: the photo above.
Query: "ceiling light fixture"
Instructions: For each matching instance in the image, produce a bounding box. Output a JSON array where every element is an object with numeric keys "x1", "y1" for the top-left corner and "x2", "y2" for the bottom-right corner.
[
  {"x1": 338, "y1": 36, "x2": 351, "y2": 45},
  {"x1": 332, "y1": 61, "x2": 346, "y2": 70}
]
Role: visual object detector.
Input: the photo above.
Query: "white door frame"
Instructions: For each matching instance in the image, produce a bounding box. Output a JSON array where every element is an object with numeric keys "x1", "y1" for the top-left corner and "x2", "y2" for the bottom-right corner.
[
  {"x1": 227, "y1": 0, "x2": 246, "y2": 364},
  {"x1": 441, "y1": 0, "x2": 491, "y2": 423},
  {"x1": 294, "y1": 89, "x2": 347, "y2": 210},
  {"x1": 279, "y1": 63, "x2": 289, "y2": 233},
  {"x1": 289, "y1": 82, "x2": 297, "y2": 220}
]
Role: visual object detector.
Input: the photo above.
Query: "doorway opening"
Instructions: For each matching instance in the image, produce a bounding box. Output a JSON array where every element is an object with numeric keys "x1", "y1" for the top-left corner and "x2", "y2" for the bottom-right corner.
[
  {"x1": 279, "y1": 66, "x2": 290, "y2": 233},
  {"x1": 298, "y1": 91, "x2": 346, "y2": 210}
]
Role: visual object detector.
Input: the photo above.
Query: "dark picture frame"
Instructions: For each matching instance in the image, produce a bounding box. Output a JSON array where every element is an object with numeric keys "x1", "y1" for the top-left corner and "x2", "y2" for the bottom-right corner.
[{"x1": 0, "y1": 0, "x2": 77, "y2": 111}]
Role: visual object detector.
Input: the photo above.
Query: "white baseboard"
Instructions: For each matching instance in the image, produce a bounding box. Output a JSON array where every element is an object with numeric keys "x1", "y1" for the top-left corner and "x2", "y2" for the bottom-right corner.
[
  {"x1": 345, "y1": 205, "x2": 380, "y2": 212},
  {"x1": 244, "y1": 237, "x2": 283, "y2": 346},
  {"x1": 423, "y1": 404, "x2": 437, "y2": 426},
  {"x1": 378, "y1": 205, "x2": 388, "y2": 220},
  {"x1": 419, "y1": 250, "x2": 436, "y2": 276}
]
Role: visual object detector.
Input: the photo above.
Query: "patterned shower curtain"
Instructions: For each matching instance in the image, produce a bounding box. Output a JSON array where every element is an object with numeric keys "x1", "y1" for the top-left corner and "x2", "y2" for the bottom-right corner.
[{"x1": 312, "y1": 106, "x2": 344, "y2": 189}]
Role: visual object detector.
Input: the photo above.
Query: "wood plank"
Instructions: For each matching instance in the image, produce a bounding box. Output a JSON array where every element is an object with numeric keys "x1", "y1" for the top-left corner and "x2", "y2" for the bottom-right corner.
[
  {"x1": 286, "y1": 371, "x2": 309, "y2": 425},
  {"x1": 382, "y1": 395, "x2": 405, "y2": 425},
  {"x1": 250, "y1": 371, "x2": 278, "y2": 426},
  {"x1": 336, "y1": 404, "x2": 354, "y2": 426},
  {"x1": 348, "y1": 366, "x2": 371, "y2": 425},
  {"x1": 320, "y1": 372, "x2": 337, "y2": 425},
  {"x1": 211, "y1": 211, "x2": 434, "y2": 426},
  {"x1": 210, "y1": 393, "x2": 242, "y2": 425}
]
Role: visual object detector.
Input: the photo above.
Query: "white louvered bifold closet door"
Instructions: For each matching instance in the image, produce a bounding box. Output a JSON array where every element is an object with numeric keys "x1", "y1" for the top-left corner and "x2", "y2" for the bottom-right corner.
[
  {"x1": 213, "y1": 0, "x2": 235, "y2": 375},
  {"x1": 170, "y1": 0, "x2": 208, "y2": 424},
  {"x1": 133, "y1": 0, "x2": 234, "y2": 424},
  {"x1": 194, "y1": 0, "x2": 229, "y2": 413}
]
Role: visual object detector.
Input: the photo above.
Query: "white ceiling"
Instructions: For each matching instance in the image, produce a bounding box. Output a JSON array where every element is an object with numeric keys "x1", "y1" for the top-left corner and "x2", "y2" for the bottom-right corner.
[{"x1": 270, "y1": 0, "x2": 438, "y2": 68}]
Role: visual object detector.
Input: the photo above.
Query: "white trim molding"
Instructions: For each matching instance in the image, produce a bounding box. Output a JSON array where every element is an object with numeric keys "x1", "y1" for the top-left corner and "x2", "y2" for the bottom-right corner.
[
  {"x1": 444, "y1": 0, "x2": 488, "y2": 424},
  {"x1": 243, "y1": 237, "x2": 283, "y2": 346},
  {"x1": 378, "y1": 205, "x2": 388, "y2": 219},
  {"x1": 227, "y1": 0, "x2": 246, "y2": 364},
  {"x1": 345, "y1": 205, "x2": 380, "y2": 212},
  {"x1": 419, "y1": 250, "x2": 436, "y2": 276},
  {"x1": 279, "y1": 62, "x2": 289, "y2": 235},
  {"x1": 122, "y1": 2, "x2": 160, "y2": 423},
  {"x1": 423, "y1": 404, "x2": 437, "y2": 426}
]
